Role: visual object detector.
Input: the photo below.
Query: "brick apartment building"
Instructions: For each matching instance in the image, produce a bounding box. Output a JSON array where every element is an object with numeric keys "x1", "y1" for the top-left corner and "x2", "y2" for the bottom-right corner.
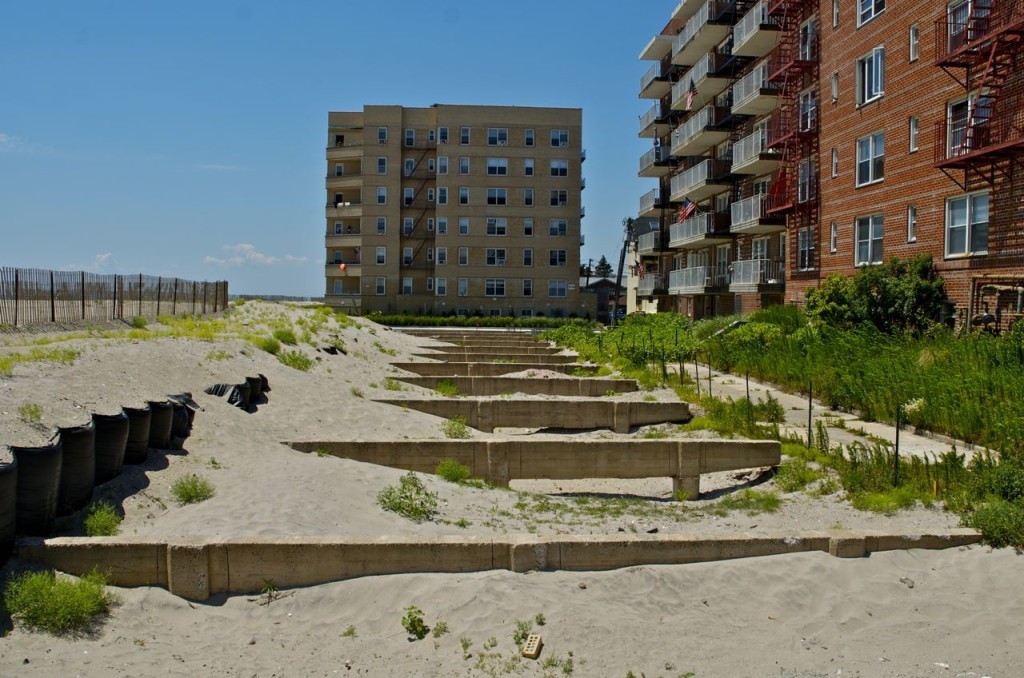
[
  {"x1": 635, "y1": 0, "x2": 1024, "y2": 328},
  {"x1": 324, "y1": 104, "x2": 585, "y2": 317}
]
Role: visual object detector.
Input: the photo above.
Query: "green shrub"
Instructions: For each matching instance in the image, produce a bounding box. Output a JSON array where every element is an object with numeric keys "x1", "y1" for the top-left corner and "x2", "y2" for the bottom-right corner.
[
  {"x1": 775, "y1": 458, "x2": 823, "y2": 493},
  {"x1": 383, "y1": 377, "x2": 402, "y2": 391},
  {"x1": 277, "y1": 349, "x2": 313, "y2": 371},
  {"x1": 377, "y1": 472, "x2": 438, "y2": 522},
  {"x1": 402, "y1": 605, "x2": 429, "y2": 640},
  {"x1": 83, "y1": 501, "x2": 121, "y2": 537},
  {"x1": 436, "y1": 458, "x2": 471, "y2": 483},
  {"x1": 273, "y1": 328, "x2": 298, "y2": 345},
  {"x1": 171, "y1": 474, "x2": 215, "y2": 505},
  {"x1": 717, "y1": 489, "x2": 782, "y2": 514},
  {"x1": 131, "y1": 315, "x2": 148, "y2": 329},
  {"x1": 963, "y1": 499, "x2": 1024, "y2": 548},
  {"x1": 851, "y1": 486, "x2": 931, "y2": 513},
  {"x1": 257, "y1": 336, "x2": 281, "y2": 355},
  {"x1": 434, "y1": 379, "x2": 464, "y2": 398},
  {"x1": 17, "y1": 402, "x2": 42, "y2": 424},
  {"x1": 442, "y1": 416, "x2": 471, "y2": 439},
  {"x1": 3, "y1": 568, "x2": 113, "y2": 634}
]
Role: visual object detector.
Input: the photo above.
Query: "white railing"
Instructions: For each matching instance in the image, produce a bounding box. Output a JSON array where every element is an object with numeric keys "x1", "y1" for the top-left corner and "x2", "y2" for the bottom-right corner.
[
  {"x1": 639, "y1": 103, "x2": 659, "y2": 134},
  {"x1": 733, "y1": 60, "x2": 771, "y2": 108},
  {"x1": 730, "y1": 194, "x2": 770, "y2": 228},
  {"x1": 638, "y1": 274, "x2": 665, "y2": 296},
  {"x1": 640, "y1": 189, "x2": 660, "y2": 214},
  {"x1": 669, "y1": 213, "x2": 717, "y2": 246},
  {"x1": 670, "y1": 105, "x2": 716, "y2": 153},
  {"x1": 733, "y1": 0, "x2": 775, "y2": 51},
  {"x1": 640, "y1": 63, "x2": 660, "y2": 92},
  {"x1": 637, "y1": 231, "x2": 660, "y2": 254},
  {"x1": 669, "y1": 266, "x2": 712, "y2": 292},
  {"x1": 732, "y1": 129, "x2": 771, "y2": 168},
  {"x1": 731, "y1": 258, "x2": 785, "y2": 286},
  {"x1": 640, "y1": 146, "x2": 672, "y2": 173},
  {"x1": 670, "y1": 158, "x2": 716, "y2": 198},
  {"x1": 672, "y1": 1, "x2": 724, "y2": 59}
]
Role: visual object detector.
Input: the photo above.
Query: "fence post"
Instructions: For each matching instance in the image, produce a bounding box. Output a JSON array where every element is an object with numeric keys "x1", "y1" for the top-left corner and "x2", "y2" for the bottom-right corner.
[
  {"x1": 49, "y1": 270, "x2": 56, "y2": 322},
  {"x1": 172, "y1": 279, "x2": 178, "y2": 315},
  {"x1": 112, "y1": 275, "x2": 118, "y2": 321},
  {"x1": 14, "y1": 269, "x2": 19, "y2": 326},
  {"x1": 138, "y1": 273, "x2": 143, "y2": 318},
  {"x1": 156, "y1": 277, "x2": 161, "y2": 316},
  {"x1": 807, "y1": 381, "x2": 814, "y2": 450},
  {"x1": 202, "y1": 282, "x2": 207, "y2": 314},
  {"x1": 81, "y1": 271, "x2": 86, "y2": 320}
]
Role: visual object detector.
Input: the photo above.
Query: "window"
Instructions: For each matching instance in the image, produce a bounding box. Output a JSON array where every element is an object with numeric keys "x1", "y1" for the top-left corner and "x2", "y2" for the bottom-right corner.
[
  {"x1": 460, "y1": 127, "x2": 470, "y2": 144},
  {"x1": 402, "y1": 277, "x2": 412, "y2": 295},
  {"x1": 333, "y1": 222, "x2": 344, "y2": 235},
  {"x1": 909, "y1": 23, "x2": 919, "y2": 61},
  {"x1": 427, "y1": 277, "x2": 434, "y2": 292},
  {"x1": 428, "y1": 158, "x2": 435, "y2": 172},
  {"x1": 375, "y1": 277, "x2": 386, "y2": 295},
  {"x1": 524, "y1": 188, "x2": 534, "y2": 207},
  {"x1": 436, "y1": 278, "x2": 447, "y2": 296},
  {"x1": 486, "y1": 248, "x2": 507, "y2": 266},
  {"x1": 947, "y1": 93, "x2": 993, "y2": 157},
  {"x1": 437, "y1": 217, "x2": 447, "y2": 235},
  {"x1": 376, "y1": 187, "x2": 387, "y2": 205},
  {"x1": 550, "y1": 190, "x2": 568, "y2": 207},
  {"x1": 548, "y1": 250, "x2": 567, "y2": 267},
  {"x1": 832, "y1": 0, "x2": 839, "y2": 27},
  {"x1": 377, "y1": 127, "x2": 387, "y2": 144},
  {"x1": 485, "y1": 279, "x2": 505, "y2": 296},
  {"x1": 798, "y1": 158, "x2": 815, "y2": 202},
  {"x1": 458, "y1": 247, "x2": 469, "y2": 265},
  {"x1": 487, "y1": 158, "x2": 508, "y2": 175},
  {"x1": 332, "y1": 249, "x2": 342, "y2": 264},
  {"x1": 334, "y1": 163, "x2": 345, "y2": 177},
  {"x1": 907, "y1": 205, "x2": 917, "y2": 242},
  {"x1": 437, "y1": 157, "x2": 448, "y2": 175},
  {"x1": 376, "y1": 157, "x2": 387, "y2": 175},
  {"x1": 427, "y1": 247, "x2": 434, "y2": 262},
  {"x1": 523, "y1": 248, "x2": 533, "y2": 266},
  {"x1": 437, "y1": 247, "x2": 448, "y2": 265},
  {"x1": 457, "y1": 278, "x2": 468, "y2": 297},
  {"x1": 333, "y1": 279, "x2": 343, "y2": 294},
  {"x1": 946, "y1": 192, "x2": 989, "y2": 256},
  {"x1": 403, "y1": 217, "x2": 413, "y2": 235},
  {"x1": 427, "y1": 217, "x2": 435, "y2": 232},
  {"x1": 855, "y1": 214, "x2": 884, "y2": 265},
  {"x1": 427, "y1": 188, "x2": 435, "y2": 203},
  {"x1": 857, "y1": 47, "x2": 885, "y2": 105},
  {"x1": 524, "y1": 219, "x2": 534, "y2": 236},
  {"x1": 459, "y1": 187, "x2": 469, "y2": 205},
  {"x1": 551, "y1": 129, "x2": 569, "y2": 147},
  {"x1": 487, "y1": 128, "x2": 509, "y2": 145},
  {"x1": 428, "y1": 129, "x2": 435, "y2": 143},
  {"x1": 458, "y1": 217, "x2": 469, "y2": 236},
  {"x1": 831, "y1": 148, "x2": 839, "y2": 177},
  {"x1": 376, "y1": 217, "x2": 386, "y2": 235},
  {"x1": 334, "y1": 192, "x2": 345, "y2": 206},
  {"x1": 402, "y1": 247, "x2": 413, "y2": 265},
  {"x1": 486, "y1": 217, "x2": 507, "y2": 236},
  {"x1": 831, "y1": 72, "x2": 839, "y2": 102},
  {"x1": 524, "y1": 159, "x2": 534, "y2": 176},
  {"x1": 549, "y1": 219, "x2": 568, "y2": 236},
  {"x1": 487, "y1": 188, "x2": 507, "y2": 206},
  {"x1": 404, "y1": 158, "x2": 414, "y2": 177},
  {"x1": 830, "y1": 221, "x2": 838, "y2": 253},
  {"x1": 858, "y1": 0, "x2": 885, "y2": 25},
  {"x1": 438, "y1": 187, "x2": 448, "y2": 205},
  {"x1": 550, "y1": 159, "x2": 568, "y2": 177},
  {"x1": 459, "y1": 156, "x2": 470, "y2": 175},
  {"x1": 797, "y1": 227, "x2": 815, "y2": 271},
  {"x1": 375, "y1": 247, "x2": 386, "y2": 265},
  {"x1": 439, "y1": 127, "x2": 448, "y2": 144},
  {"x1": 523, "y1": 279, "x2": 533, "y2": 297},
  {"x1": 404, "y1": 129, "x2": 414, "y2": 147},
  {"x1": 856, "y1": 132, "x2": 884, "y2": 186},
  {"x1": 403, "y1": 188, "x2": 414, "y2": 207},
  {"x1": 799, "y1": 20, "x2": 817, "y2": 61},
  {"x1": 799, "y1": 89, "x2": 817, "y2": 132},
  {"x1": 548, "y1": 280, "x2": 567, "y2": 297},
  {"x1": 525, "y1": 128, "x2": 535, "y2": 146}
]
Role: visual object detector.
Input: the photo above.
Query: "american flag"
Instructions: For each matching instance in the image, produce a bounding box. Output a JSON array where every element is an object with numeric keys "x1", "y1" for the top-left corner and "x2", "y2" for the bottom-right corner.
[
  {"x1": 685, "y1": 78, "x2": 698, "y2": 111},
  {"x1": 677, "y1": 198, "x2": 696, "y2": 223}
]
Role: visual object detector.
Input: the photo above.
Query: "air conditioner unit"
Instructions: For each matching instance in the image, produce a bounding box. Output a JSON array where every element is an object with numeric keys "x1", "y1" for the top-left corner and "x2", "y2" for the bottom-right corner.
[
  {"x1": 559, "y1": 142, "x2": 568, "y2": 147},
  {"x1": 497, "y1": 140, "x2": 508, "y2": 146}
]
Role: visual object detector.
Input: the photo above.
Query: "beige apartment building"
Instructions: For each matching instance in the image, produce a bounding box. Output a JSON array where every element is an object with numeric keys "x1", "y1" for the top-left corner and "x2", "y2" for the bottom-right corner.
[{"x1": 324, "y1": 104, "x2": 585, "y2": 318}]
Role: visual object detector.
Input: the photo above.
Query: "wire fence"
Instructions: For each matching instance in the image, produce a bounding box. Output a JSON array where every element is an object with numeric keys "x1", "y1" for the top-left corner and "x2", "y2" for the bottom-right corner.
[{"x1": 0, "y1": 267, "x2": 229, "y2": 328}]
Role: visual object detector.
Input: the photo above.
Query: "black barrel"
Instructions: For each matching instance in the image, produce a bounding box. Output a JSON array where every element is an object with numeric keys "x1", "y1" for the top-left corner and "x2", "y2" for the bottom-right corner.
[
  {"x1": 12, "y1": 441, "x2": 63, "y2": 537},
  {"x1": 259, "y1": 374, "x2": 270, "y2": 393},
  {"x1": 57, "y1": 422, "x2": 96, "y2": 516},
  {"x1": 123, "y1": 404, "x2": 152, "y2": 464},
  {"x1": 233, "y1": 381, "x2": 251, "y2": 409},
  {"x1": 0, "y1": 452, "x2": 17, "y2": 566},
  {"x1": 148, "y1": 400, "x2": 174, "y2": 449},
  {"x1": 245, "y1": 375, "x2": 263, "y2": 401},
  {"x1": 93, "y1": 411, "x2": 129, "y2": 484}
]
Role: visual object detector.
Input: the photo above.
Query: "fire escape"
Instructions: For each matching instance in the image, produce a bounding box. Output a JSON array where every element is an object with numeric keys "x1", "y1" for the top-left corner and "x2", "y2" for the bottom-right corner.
[
  {"x1": 400, "y1": 145, "x2": 437, "y2": 271},
  {"x1": 764, "y1": 0, "x2": 819, "y2": 279}
]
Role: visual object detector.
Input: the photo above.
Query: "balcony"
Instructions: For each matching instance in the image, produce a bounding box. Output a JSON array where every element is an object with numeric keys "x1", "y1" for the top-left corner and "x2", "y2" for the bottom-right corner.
[
  {"x1": 731, "y1": 130, "x2": 781, "y2": 175},
  {"x1": 640, "y1": 63, "x2": 673, "y2": 99},
  {"x1": 934, "y1": 1, "x2": 1024, "y2": 68},
  {"x1": 669, "y1": 212, "x2": 732, "y2": 249},
  {"x1": 671, "y1": 52, "x2": 732, "y2": 110},
  {"x1": 326, "y1": 201, "x2": 364, "y2": 219},
  {"x1": 325, "y1": 262, "x2": 363, "y2": 279},
  {"x1": 639, "y1": 145, "x2": 673, "y2": 177},
  {"x1": 326, "y1": 144, "x2": 363, "y2": 160},
  {"x1": 325, "y1": 231, "x2": 362, "y2": 248},
  {"x1": 324, "y1": 292, "x2": 362, "y2": 313},
  {"x1": 326, "y1": 172, "x2": 363, "y2": 190},
  {"x1": 670, "y1": 104, "x2": 732, "y2": 156},
  {"x1": 933, "y1": 109, "x2": 1024, "y2": 170},
  {"x1": 639, "y1": 103, "x2": 672, "y2": 139},
  {"x1": 638, "y1": 274, "x2": 667, "y2": 297},
  {"x1": 669, "y1": 266, "x2": 728, "y2": 294},
  {"x1": 639, "y1": 188, "x2": 668, "y2": 216},
  {"x1": 671, "y1": 0, "x2": 706, "y2": 22},
  {"x1": 637, "y1": 230, "x2": 663, "y2": 255},
  {"x1": 669, "y1": 158, "x2": 732, "y2": 203},
  {"x1": 733, "y1": 0, "x2": 782, "y2": 58},
  {"x1": 729, "y1": 258, "x2": 785, "y2": 292},
  {"x1": 730, "y1": 194, "x2": 786, "y2": 235},
  {"x1": 640, "y1": 33, "x2": 675, "y2": 61},
  {"x1": 732, "y1": 60, "x2": 781, "y2": 116},
  {"x1": 672, "y1": 1, "x2": 734, "y2": 67}
]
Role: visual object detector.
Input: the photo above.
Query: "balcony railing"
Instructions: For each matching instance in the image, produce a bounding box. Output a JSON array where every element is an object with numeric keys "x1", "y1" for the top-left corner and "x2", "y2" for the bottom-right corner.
[
  {"x1": 640, "y1": 63, "x2": 660, "y2": 92},
  {"x1": 730, "y1": 258, "x2": 784, "y2": 287},
  {"x1": 934, "y1": 1, "x2": 1024, "y2": 65},
  {"x1": 669, "y1": 266, "x2": 725, "y2": 293},
  {"x1": 637, "y1": 231, "x2": 661, "y2": 254},
  {"x1": 639, "y1": 188, "x2": 663, "y2": 214},
  {"x1": 669, "y1": 158, "x2": 729, "y2": 201},
  {"x1": 668, "y1": 212, "x2": 729, "y2": 248},
  {"x1": 933, "y1": 108, "x2": 1024, "y2": 167},
  {"x1": 639, "y1": 145, "x2": 672, "y2": 174},
  {"x1": 733, "y1": 0, "x2": 781, "y2": 56},
  {"x1": 638, "y1": 274, "x2": 666, "y2": 296},
  {"x1": 639, "y1": 103, "x2": 660, "y2": 136},
  {"x1": 672, "y1": 1, "x2": 730, "y2": 65},
  {"x1": 732, "y1": 60, "x2": 774, "y2": 110},
  {"x1": 732, "y1": 130, "x2": 772, "y2": 167}
]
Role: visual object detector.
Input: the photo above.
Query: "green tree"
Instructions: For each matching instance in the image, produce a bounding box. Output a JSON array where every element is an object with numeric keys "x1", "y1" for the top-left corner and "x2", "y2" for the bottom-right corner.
[{"x1": 594, "y1": 255, "x2": 614, "y2": 278}]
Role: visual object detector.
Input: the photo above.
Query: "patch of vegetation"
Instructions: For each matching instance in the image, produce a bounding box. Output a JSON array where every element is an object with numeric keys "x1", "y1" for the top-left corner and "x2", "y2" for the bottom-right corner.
[
  {"x1": 205, "y1": 349, "x2": 230, "y2": 361},
  {"x1": 0, "y1": 347, "x2": 80, "y2": 377},
  {"x1": 130, "y1": 315, "x2": 148, "y2": 329},
  {"x1": 17, "y1": 402, "x2": 42, "y2": 424},
  {"x1": 774, "y1": 458, "x2": 823, "y2": 493},
  {"x1": 383, "y1": 377, "x2": 402, "y2": 391},
  {"x1": 3, "y1": 568, "x2": 113, "y2": 634},
  {"x1": 442, "y1": 416, "x2": 471, "y2": 439},
  {"x1": 402, "y1": 605, "x2": 429, "y2": 640},
  {"x1": 273, "y1": 328, "x2": 298, "y2": 345},
  {"x1": 256, "y1": 336, "x2": 281, "y2": 355},
  {"x1": 436, "y1": 458, "x2": 471, "y2": 483},
  {"x1": 277, "y1": 349, "x2": 313, "y2": 371},
  {"x1": 83, "y1": 501, "x2": 121, "y2": 537},
  {"x1": 434, "y1": 379, "x2": 464, "y2": 398},
  {"x1": 377, "y1": 472, "x2": 438, "y2": 522},
  {"x1": 350, "y1": 387, "x2": 364, "y2": 398},
  {"x1": 170, "y1": 474, "x2": 216, "y2": 505},
  {"x1": 716, "y1": 489, "x2": 782, "y2": 515},
  {"x1": 432, "y1": 620, "x2": 450, "y2": 638},
  {"x1": 341, "y1": 624, "x2": 357, "y2": 638}
]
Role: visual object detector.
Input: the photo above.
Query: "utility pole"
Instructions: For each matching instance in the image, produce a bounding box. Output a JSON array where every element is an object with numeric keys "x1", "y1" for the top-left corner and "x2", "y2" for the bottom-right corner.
[{"x1": 611, "y1": 218, "x2": 634, "y2": 327}]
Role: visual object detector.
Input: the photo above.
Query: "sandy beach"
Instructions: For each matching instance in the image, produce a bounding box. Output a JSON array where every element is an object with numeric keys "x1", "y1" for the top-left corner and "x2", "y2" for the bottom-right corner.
[{"x1": 0, "y1": 302, "x2": 1019, "y2": 677}]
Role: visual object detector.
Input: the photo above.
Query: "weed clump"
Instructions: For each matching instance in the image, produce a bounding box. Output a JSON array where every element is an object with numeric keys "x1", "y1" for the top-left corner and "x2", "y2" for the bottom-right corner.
[
  {"x1": 83, "y1": 501, "x2": 122, "y2": 536},
  {"x1": 171, "y1": 474, "x2": 216, "y2": 505},
  {"x1": 277, "y1": 349, "x2": 313, "y2": 371},
  {"x1": 434, "y1": 379, "x2": 464, "y2": 398},
  {"x1": 273, "y1": 328, "x2": 298, "y2": 345},
  {"x1": 436, "y1": 458, "x2": 471, "y2": 483},
  {"x1": 442, "y1": 416, "x2": 471, "y2": 439},
  {"x1": 377, "y1": 472, "x2": 438, "y2": 522},
  {"x1": 17, "y1": 402, "x2": 42, "y2": 424},
  {"x1": 257, "y1": 336, "x2": 281, "y2": 355},
  {"x1": 3, "y1": 568, "x2": 113, "y2": 635}
]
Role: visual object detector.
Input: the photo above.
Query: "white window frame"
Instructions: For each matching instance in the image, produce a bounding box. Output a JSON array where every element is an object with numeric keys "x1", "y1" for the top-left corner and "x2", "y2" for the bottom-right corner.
[
  {"x1": 459, "y1": 156, "x2": 470, "y2": 175},
  {"x1": 375, "y1": 277, "x2": 386, "y2": 295},
  {"x1": 945, "y1": 191, "x2": 989, "y2": 257},
  {"x1": 858, "y1": 0, "x2": 885, "y2": 26},
  {"x1": 404, "y1": 158, "x2": 414, "y2": 177},
  {"x1": 487, "y1": 188, "x2": 508, "y2": 206},
  {"x1": 436, "y1": 247, "x2": 448, "y2": 265},
  {"x1": 909, "y1": 116, "x2": 919, "y2": 153},
  {"x1": 797, "y1": 226, "x2": 815, "y2": 271},
  {"x1": 909, "y1": 23, "x2": 919, "y2": 62},
  {"x1": 376, "y1": 187, "x2": 386, "y2": 205},
  {"x1": 436, "y1": 277, "x2": 447, "y2": 296},
  {"x1": 548, "y1": 280, "x2": 567, "y2": 298},
  {"x1": 486, "y1": 217, "x2": 508, "y2": 236},
  {"x1": 404, "y1": 129, "x2": 415, "y2": 147},
  {"x1": 856, "y1": 131, "x2": 885, "y2": 187},
  {"x1": 460, "y1": 127, "x2": 470, "y2": 144},
  {"x1": 377, "y1": 127, "x2": 387, "y2": 144},
  {"x1": 402, "y1": 217, "x2": 413, "y2": 236},
  {"x1": 523, "y1": 279, "x2": 533, "y2": 297},
  {"x1": 831, "y1": 72, "x2": 839, "y2": 102},
  {"x1": 550, "y1": 159, "x2": 569, "y2": 177},
  {"x1": 525, "y1": 159, "x2": 534, "y2": 176},
  {"x1": 525, "y1": 128, "x2": 535, "y2": 146},
  {"x1": 798, "y1": 158, "x2": 815, "y2": 203},
  {"x1": 458, "y1": 247, "x2": 469, "y2": 266},
  {"x1": 427, "y1": 277, "x2": 434, "y2": 292},
  {"x1": 487, "y1": 158, "x2": 509, "y2": 175},
  {"x1": 799, "y1": 88, "x2": 817, "y2": 132},
  {"x1": 437, "y1": 187, "x2": 448, "y2": 205},
  {"x1": 854, "y1": 214, "x2": 884, "y2": 265},
  {"x1": 832, "y1": 0, "x2": 839, "y2": 27},
  {"x1": 487, "y1": 128, "x2": 509, "y2": 146},
  {"x1": 401, "y1": 277, "x2": 413, "y2": 295},
  {"x1": 485, "y1": 279, "x2": 506, "y2": 297},
  {"x1": 523, "y1": 248, "x2": 534, "y2": 267},
  {"x1": 427, "y1": 247, "x2": 434, "y2": 263},
  {"x1": 376, "y1": 157, "x2": 387, "y2": 175},
  {"x1": 856, "y1": 46, "x2": 885, "y2": 105},
  {"x1": 459, "y1": 187, "x2": 469, "y2": 205},
  {"x1": 439, "y1": 127, "x2": 449, "y2": 144},
  {"x1": 524, "y1": 219, "x2": 534, "y2": 237},
  {"x1": 376, "y1": 217, "x2": 386, "y2": 235},
  {"x1": 829, "y1": 221, "x2": 838, "y2": 253},
  {"x1": 375, "y1": 247, "x2": 386, "y2": 265},
  {"x1": 457, "y1": 278, "x2": 468, "y2": 297},
  {"x1": 486, "y1": 248, "x2": 507, "y2": 266},
  {"x1": 907, "y1": 205, "x2": 917, "y2": 242},
  {"x1": 831, "y1": 147, "x2": 839, "y2": 177},
  {"x1": 524, "y1": 188, "x2": 534, "y2": 207},
  {"x1": 438, "y1": 156, "x2": 448, "y2": 174},
  {"x1": 458, "y1": 217, "x2": 469, "y2": 236},
  {"x1": 548, "y1": 249, "x2": 567, "y2": 267},
  {"x1": 550, "y1": 129, "x2": 569, "y2": 147},
  {"x1": 437, "y1": 217, "x2": 447, "y2": 235},
  {"x1": 549, "y1": 219, "x2": 568, "y2": 237},
  {"x1": 403, "y1": 188, "x2": 414, "y2": 207},
  {"x1": 402, "y1": 246, "x2": 413, "y2": 265},
  {"x1": 550, "y1": 190, "x2": 568, "y2": 207},
  {"x1": 799, "y1": 19, "x2": 817, "y2": 61}
]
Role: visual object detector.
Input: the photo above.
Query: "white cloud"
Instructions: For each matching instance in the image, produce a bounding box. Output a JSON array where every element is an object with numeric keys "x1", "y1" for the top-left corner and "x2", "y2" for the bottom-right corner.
[
  {"x1": 203, "y1": 243, "x2": 309, "y2": 267},
  {"x1": 94, "y1": 253, "x2": 113, "y2": 268},
  {"x1": 195, "y1": 163, "x2": 245, "y2": 172}
]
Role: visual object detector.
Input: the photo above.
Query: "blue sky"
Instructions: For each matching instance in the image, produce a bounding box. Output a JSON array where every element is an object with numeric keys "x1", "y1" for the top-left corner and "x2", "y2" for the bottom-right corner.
[{"x1": 0, "y1": 1, "x2": 667, "y2": 296}]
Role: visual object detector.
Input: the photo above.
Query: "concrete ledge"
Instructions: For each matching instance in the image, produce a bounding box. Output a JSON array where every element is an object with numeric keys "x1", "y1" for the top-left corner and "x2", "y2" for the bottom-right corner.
[
  {"x1": 18, "y1": 529, "x2": 982, "y2": 601},
  {"x1": 393, "y1": 362, "x2": 597, "y2": 377},
  {"x1": 374, "y1": 398, "x2": 691, "y2": 432},
  {"x1": 411, "y1": 352, "x2": 577, "y2": 364},
  {"x1": 395, "y1": 375, "x2": 638, "y2": 397},
  {"x1": 416, "y1": 345, "x2": 562, "y2": 355}
]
